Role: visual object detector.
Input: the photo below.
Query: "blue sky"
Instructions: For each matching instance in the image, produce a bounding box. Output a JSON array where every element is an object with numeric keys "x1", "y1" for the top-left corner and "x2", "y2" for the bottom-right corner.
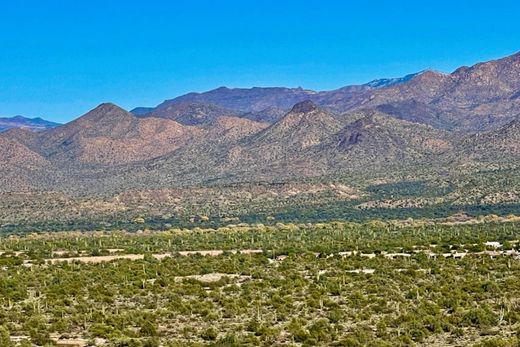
[{"x1": 1, "y1": 0, "x2": 519, "y2": 123}]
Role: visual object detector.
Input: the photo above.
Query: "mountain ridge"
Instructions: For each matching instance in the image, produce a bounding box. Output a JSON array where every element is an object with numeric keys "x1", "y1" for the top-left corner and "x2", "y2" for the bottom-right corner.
[
  {"x1": 0, "y1": 115, "x2": 61, "y2": 132},
  {"x1": 132, "y1": 51, "x2": 520, "y2": 132}
]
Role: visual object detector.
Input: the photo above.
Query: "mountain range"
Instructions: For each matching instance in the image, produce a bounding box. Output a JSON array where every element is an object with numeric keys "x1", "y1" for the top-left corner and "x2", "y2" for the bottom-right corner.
[
  {"x1": 132, "y1": 52, "x2": 520, "y2": 131},
  {"x1": 0, "y1": 115, "x2": 60, "y2": 132},
  {"x1": 1, "y1": 51, "x2": 520, "y2": 229}
]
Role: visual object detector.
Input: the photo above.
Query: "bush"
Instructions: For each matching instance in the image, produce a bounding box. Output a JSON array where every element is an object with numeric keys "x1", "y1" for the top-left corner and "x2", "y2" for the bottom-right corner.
[
  {"x1": 0, "y1": 325, "x2": 13, "y2": 347},
  {"x1": 140, "y1": 319, "x2": 158, "y2": 337},
  {"x1": 201, "y1": 327, "x2": 218, "y2": 341}
]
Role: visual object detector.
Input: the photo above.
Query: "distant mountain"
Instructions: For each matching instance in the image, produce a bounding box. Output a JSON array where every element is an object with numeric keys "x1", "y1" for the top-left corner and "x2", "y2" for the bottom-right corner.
[
  {"x1": 363, "y1": 71, "x2": 423, "y2": 88},
  {"x1": 133, "y1": 51, "x2": 520, "y2": 132},
  {"x1": 242, "y1": 101, "x2": 344, "y2": 162},
  {"x1": 145, "y1": 102, "x2": 239, "y2": 125},
  {"x1": 130, "y1": 107, "x2": 154, "y2": 116},
  {"x1": 136, "y1": 87, "x2": 318, "y2": 124},
  {"x1": 163, "y1": 86, "x2": 317, "y2": 113},
  {"x1": 239, "y1": 106, "x2": 288, "y2": 123},
  {"x1": 348, "y1": 52, "x2": 520, "y2": 131},
  {"x1": 0, "y1": 115, "x2": 60, "y2": 132},
  {"x1": 324, "y1": 111, "x2": 452, "y2": 169},
  {"x1": 37, "y1": 103, "x2": 202, "y2": 165}
]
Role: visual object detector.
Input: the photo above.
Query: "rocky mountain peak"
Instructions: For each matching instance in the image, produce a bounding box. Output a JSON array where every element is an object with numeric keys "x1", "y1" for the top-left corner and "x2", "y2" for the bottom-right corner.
[
  {"x1": 75, "y1": 103, "x2": 134, "y2": 125},
  {"x1": 410, "y1": 69, "x2": 448, "y2": 83},
  {"x1": 92, "y1": 102, "x2": 128, "y2": 114},
  {"x1": 290, "y1": 100, "x2": 318, "y2": 113}
]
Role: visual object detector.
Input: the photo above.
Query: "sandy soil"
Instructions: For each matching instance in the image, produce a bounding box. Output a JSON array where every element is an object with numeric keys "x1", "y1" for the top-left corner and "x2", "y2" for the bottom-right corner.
[{"x1": 174, "y1": 273, "x2": 252, "y2": 283}]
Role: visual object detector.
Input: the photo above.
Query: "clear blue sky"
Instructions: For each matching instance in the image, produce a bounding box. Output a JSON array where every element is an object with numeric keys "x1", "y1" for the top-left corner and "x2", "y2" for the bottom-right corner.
[{"x1": 1, "y1": 0, "x2": 519, "y2": 123}]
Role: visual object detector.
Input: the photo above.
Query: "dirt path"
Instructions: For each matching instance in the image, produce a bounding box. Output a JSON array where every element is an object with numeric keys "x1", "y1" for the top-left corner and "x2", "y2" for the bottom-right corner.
[
  {"x1": 24, "y1": 249, "x2": 265, "y2": 265},
  {"x1": 20, "y1": 246, "x2": 520, "y2": 266}
]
